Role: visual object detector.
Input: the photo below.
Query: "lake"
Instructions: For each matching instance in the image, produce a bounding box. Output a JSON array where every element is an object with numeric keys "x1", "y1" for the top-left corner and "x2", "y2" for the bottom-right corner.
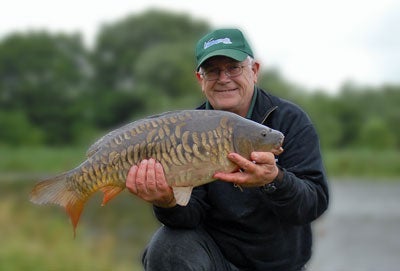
[{"x1": 309, "y1": 179, "x2": 400, "y2": 271}]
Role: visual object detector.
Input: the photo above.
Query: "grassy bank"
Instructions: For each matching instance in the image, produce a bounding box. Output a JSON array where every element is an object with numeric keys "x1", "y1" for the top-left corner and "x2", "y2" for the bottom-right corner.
[
  {"x1": 0, "y1": 180, "x2": 158, "y2": 271},
  {"x1": 1, "y1": 146, "x2": 399, "y2": 179},
  {"x1": 323, "y1": 148, "x2": 400, "y2": 179}
]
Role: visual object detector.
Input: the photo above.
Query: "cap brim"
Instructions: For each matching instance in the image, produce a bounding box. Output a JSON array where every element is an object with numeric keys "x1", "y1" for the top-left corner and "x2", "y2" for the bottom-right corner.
[{"x1": 196, "y1": 49, "x2": 249, "y2": 70}]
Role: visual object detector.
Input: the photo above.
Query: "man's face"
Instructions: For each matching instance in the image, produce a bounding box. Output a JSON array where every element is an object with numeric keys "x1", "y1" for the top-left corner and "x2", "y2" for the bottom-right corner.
[{"x1": 196, "y1": 56, "x2": 260, "y2": 117}]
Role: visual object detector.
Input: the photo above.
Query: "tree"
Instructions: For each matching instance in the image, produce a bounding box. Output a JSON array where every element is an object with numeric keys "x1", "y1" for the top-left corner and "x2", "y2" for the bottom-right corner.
[
  {"x1": 90, "y1": 9, "x2": 209, "y2": 126},
  {"x1": 92, "y1": 9, "x2": 208, "y2": 90},
  {"x1": 133, "y1": 42, "x2": 203, "y2": 115},
  {"x1": 0, "y1": 32, "x2": 92, "y2": 144}
]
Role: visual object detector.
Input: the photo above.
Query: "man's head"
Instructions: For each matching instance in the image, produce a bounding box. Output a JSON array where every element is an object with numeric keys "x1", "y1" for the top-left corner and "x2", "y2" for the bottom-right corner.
[
  {"x1": 195, "y1": 28, "x2": 260, "y2": 117},
  {"x1": 195, "y1": 28, "x2": 254, "y2": 71}
]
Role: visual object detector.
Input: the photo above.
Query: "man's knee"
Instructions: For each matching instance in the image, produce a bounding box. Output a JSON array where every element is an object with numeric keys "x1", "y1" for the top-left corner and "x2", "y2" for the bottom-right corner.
[{"x1": 142, "y1": 226, "x2": 218, "y2": 271}]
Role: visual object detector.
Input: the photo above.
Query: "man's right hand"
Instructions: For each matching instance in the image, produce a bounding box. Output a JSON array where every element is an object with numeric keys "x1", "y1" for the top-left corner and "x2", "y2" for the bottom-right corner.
[{"x1": 125, "y1": 158, "x2": 177, "y2": 208}]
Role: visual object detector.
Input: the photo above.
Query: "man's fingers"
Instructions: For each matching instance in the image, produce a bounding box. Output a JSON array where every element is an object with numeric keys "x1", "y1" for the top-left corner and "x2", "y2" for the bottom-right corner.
[
  {"x1": 155, "y1": 162, "x2": 169, "y2": 190},
  {"x1": 251, "y1": 151, "x2": 276, "y2": 164},
  {"x1": 146, "y1": 159, "x2": 157, "y2": 193},
  {"x1": 228, "y1": 153, "x2": 256, "y2": 172},
  {"x1": 126, "y1": 165, "x2": 138, "y2": 194},
  {"x1": 135, "y1": 160, "x2": 148, "y2": 193}
]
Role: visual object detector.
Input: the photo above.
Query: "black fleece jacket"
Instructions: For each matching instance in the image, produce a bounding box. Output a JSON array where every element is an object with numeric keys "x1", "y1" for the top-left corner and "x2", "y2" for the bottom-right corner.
[{"x1": 153, "y1": 87, "x2": 329, "y2": 271}]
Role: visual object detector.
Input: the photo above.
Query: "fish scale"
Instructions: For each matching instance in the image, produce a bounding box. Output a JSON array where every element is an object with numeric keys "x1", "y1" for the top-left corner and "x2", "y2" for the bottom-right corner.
[{"x1": 30, "y1": 110, "x2": 284, "y2": 235}]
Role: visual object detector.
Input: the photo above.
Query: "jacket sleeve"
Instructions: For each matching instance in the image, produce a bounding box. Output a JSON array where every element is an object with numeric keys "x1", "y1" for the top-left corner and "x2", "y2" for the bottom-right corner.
[
  {"x1": 152, "y1": 185, "x2": 210, "y2": 228},
  {"x1": 265, "y1": 104, "x2": 329, "y2": 225}
]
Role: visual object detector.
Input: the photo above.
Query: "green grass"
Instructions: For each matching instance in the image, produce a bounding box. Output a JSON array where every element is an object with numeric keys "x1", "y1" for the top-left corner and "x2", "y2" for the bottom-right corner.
[
  {"x1": 0, "y1": 181, "x2": 159, "y2": 271},
  {"x1": 0, "y1": 146, "x2": 86, "y2": 173},
  {"x1": 323, "y1": 148, "x2": 400, "y2": 179},
  {"x1": 1, "y1": 146, "x2": 399, "y2": 179}
]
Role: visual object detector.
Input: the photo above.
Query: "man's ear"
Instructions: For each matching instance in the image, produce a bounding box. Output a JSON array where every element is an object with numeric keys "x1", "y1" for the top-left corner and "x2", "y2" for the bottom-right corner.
[
  {"x1": 252, "y1": 61, "x2": 260, "y2": 83},
  {"x1": 195, "y1": 71, "x2": 203, "y2": 84}
]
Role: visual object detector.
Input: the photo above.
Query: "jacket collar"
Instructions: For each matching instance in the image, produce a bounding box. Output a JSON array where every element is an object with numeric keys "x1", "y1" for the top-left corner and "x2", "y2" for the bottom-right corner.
[{"x1": 250, "y1": 87, "x2": 278, "y2": 125}]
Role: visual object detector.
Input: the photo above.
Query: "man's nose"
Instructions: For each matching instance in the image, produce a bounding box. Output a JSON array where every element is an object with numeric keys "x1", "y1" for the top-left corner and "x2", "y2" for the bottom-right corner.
[{"x1": 217, "y1": 69, "x2": 230, "y2": 81}]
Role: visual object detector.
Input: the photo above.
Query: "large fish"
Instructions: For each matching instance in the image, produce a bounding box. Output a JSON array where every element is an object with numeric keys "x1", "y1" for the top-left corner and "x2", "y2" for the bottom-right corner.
[{"x1": 30, "y1": 110, "x2": 284, "y2": 234}]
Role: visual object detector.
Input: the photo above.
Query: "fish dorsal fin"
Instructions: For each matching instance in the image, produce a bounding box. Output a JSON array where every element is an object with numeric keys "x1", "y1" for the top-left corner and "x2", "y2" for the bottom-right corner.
[{"x1": 172, "y1": 186, "x2": 193, "y2": 206}]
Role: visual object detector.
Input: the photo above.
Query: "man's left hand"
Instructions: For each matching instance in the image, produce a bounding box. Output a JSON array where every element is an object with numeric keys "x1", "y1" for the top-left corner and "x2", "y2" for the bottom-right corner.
[{"x1": 213, "y1": 151, "x2": 280, "y2": 187}]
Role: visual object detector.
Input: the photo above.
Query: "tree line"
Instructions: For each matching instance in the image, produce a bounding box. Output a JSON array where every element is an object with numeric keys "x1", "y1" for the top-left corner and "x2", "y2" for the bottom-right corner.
[{"x1": 0, "y1": 9, "x2": 399, "y2": 151}]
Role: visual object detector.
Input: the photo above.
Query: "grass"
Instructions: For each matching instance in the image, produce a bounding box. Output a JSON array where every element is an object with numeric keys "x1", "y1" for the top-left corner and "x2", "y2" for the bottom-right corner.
[
  {"x1": 323, "y1": 148, "x2": 400, "y2": 179},
  {"x1": 0, "y1": 180, "x2": 159, "y2": 271},
  {"x1": 1, "y1": 145, "x2": 399, "y2": 179},
  {"x1": 0, "y1": 146, "x2": 86, "y2": 174}
]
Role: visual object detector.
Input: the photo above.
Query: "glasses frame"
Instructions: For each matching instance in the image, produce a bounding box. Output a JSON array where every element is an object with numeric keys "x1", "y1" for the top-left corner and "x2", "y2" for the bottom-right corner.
[{"x1": 199, "y1": 63, "x2": 252, "y2": 81}]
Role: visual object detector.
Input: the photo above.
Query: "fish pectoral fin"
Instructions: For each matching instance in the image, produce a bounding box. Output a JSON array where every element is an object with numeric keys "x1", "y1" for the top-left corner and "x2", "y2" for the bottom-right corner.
[
  {"x1": 172, "y1": 186, "x2": 193, "y2": 206},
  {"x1": 100, "y1": 186, "x2": 124, "y2": 206}
]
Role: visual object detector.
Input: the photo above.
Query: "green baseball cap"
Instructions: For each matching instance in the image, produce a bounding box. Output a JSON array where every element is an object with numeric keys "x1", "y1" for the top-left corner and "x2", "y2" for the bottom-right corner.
[{"x1": 195, "y1": 28, "x2": 254, "y2": 70}]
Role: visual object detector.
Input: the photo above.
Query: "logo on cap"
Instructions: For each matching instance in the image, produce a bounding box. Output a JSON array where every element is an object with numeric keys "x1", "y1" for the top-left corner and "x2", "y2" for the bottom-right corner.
[{"x1": 204, "y1": 38, "x2": 232, "y2": 49}]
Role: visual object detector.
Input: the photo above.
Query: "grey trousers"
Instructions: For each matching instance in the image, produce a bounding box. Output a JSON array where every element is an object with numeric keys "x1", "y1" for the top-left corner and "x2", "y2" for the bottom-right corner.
[
  {"x1": 142, "y1": 225, "x2": 307, "y2": 271},
  {"x1": 142, "y1": 226, "x2": 239, "y2": 271}
]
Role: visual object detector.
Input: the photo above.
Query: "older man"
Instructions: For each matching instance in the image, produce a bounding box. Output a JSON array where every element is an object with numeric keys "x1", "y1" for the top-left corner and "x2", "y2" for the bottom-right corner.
[{"x1": 126, "y1": 28, "x2": 329, "y2": 271}]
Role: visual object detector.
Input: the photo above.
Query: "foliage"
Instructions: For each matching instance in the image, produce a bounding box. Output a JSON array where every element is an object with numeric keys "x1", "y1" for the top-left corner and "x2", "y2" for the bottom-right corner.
[
  {"x1": 89, "y1": 9, "x2": 209, "y2": 125},
  {"x1": 0, "y1": 31, "x2": 92, "y2": 145}
]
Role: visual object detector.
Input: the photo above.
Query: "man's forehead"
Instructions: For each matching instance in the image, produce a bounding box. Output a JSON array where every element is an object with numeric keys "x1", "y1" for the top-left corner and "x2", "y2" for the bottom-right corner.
[{"x1": 202, "y1": 56, "x2": 240, "y2": 68}]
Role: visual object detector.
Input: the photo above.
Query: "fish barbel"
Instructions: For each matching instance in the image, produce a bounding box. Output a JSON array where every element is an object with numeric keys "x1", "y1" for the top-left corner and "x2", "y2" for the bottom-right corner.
[{"x1": 30, "y1": 110, "x2": 284, "y2": 234}]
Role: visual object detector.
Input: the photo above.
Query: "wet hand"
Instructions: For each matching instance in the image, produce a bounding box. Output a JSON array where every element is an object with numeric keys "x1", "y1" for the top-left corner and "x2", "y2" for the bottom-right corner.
[
  {"x1": 213, "y1": 152, "x2": 280, "y2": 188},
  {"x1": 126, "y1": 158, "x2": 176, "y2": 208}
]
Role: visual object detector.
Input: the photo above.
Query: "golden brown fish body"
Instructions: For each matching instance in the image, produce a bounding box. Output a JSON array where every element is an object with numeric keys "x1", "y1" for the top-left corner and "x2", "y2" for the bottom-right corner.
[{"x1": 30, "y1": 110, "x2": 284, "y2": 234}]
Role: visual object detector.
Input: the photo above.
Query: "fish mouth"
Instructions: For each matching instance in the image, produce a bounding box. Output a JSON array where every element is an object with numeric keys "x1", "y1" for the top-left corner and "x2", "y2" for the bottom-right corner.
[
  {"x1": 271, "y1": 146, "x2": 284, "y2": 155},
  {"x1": 271, "y1": 137, "x2": 284, "y2": 155}
]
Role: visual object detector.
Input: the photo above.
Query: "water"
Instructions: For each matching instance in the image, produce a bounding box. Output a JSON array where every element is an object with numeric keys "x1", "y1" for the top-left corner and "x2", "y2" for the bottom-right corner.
[{"x1": 309, "y1": 180, "x2": 400, "y2": 271}]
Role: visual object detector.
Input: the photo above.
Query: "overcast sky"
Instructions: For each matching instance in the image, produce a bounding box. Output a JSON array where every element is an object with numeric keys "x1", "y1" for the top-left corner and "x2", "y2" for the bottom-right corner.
[{"x1": 1, "y1": 0, "x2": 399, "y2": 94}]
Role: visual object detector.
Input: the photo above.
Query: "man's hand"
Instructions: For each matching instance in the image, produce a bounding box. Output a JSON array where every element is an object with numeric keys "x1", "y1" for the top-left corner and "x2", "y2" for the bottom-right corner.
[
  {"x1": 126, "y1": 158, "x2": 176, "y2": 208},
  {"x1": 213, "y1": 152, "x2": 280, "y2": 187}
]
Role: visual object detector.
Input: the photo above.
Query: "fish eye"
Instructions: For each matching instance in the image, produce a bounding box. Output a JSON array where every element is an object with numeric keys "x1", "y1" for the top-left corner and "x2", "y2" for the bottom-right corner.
[{"x1": 261, "y1": 130, "x2": 267, "y2": 137}]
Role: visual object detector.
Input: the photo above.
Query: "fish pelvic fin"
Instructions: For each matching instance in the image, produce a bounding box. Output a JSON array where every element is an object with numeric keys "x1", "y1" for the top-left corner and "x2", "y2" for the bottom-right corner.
[
  {"x1": 100, "y1": 185, "x2": 124, "y2": 206},
  {"x1": 29, "y1": 173, "x2": 86, "y2": 237},
  {"x1": 172, "y1": 186, "x2": 193, "y2": 206}
]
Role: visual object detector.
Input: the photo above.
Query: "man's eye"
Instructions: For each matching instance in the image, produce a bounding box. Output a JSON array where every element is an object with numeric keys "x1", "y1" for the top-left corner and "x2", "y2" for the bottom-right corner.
[
  {"x1": 227, "y1": 66, "x2": 240, "y2": 73},
  {"x1": 205, "y1": 69, "x2": 219, "y2": 75}
]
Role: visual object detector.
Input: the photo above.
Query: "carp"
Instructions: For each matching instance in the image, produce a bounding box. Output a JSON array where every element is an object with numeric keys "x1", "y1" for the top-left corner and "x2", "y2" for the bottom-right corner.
[{"x1": 30, "y1": 110, "x2": 284, "y2": 234}]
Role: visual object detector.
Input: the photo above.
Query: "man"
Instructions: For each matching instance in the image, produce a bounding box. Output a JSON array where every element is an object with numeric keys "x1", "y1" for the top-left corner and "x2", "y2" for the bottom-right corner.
[{"x1": 126, "y1": 28, "x2": 329, "y2": 271}]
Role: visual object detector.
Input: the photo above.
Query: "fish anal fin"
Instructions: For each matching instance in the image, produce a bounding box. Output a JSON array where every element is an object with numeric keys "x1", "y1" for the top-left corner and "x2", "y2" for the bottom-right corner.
[
  {"x1": 100, "y1": 186, "x2": 124, "y2": 206},
  {"x1": 172, "y1": 186, "x2": 193, "y2": 206}
]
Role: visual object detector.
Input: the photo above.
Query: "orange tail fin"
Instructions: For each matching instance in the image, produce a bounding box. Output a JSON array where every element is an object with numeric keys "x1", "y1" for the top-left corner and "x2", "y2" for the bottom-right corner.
[{"x1": 29, "y1": 173, "x2": 86, "y2": 237}]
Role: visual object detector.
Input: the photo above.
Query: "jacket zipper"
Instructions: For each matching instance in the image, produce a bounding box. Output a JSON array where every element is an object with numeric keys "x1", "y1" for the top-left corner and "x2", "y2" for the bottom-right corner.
[{"x1": 261, "y1": 105, "x2": 278, "y2": 125}]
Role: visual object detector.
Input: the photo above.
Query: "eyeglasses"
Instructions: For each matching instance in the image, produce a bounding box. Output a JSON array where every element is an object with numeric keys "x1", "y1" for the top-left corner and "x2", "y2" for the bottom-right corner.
[{"x1": 200, "y1": 64, "x2": 250, "y2": 81}]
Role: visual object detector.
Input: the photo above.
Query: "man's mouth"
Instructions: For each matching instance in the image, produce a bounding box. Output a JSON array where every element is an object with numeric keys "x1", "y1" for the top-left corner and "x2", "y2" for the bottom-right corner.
[{"x1": 215, "y1": 88, "x2": 237, "y2": 93}]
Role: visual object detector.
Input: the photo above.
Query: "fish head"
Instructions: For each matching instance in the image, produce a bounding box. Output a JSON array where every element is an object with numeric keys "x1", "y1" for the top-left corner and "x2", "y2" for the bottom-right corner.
[{"x1": 232, "y1": 120, "x2": 284, "y2": 157}]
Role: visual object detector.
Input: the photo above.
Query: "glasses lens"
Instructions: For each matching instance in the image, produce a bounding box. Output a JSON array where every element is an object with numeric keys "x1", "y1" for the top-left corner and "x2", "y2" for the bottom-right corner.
[
  {"x1": 203, "y1": 65, "x2": 244, "y2": 81},
  {"x1": 226, "y1": 66, "x2": 242, "y2": 77},
  {"x1": 204, "y1": 69, "x2": 219, "y2": 81}
]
